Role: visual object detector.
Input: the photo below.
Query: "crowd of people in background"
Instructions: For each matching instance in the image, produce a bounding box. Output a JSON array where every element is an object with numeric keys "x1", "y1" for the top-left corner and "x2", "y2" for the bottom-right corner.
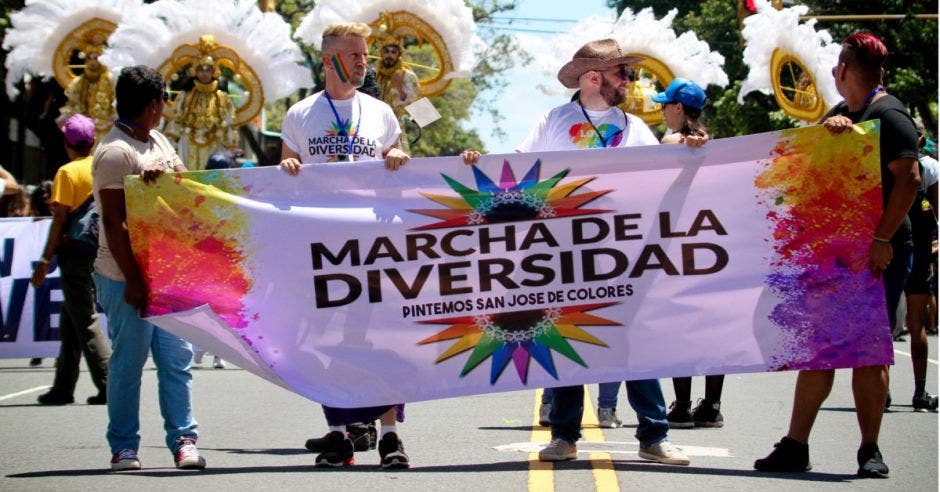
[{"x1": 0, "y1": 24, "x2": 936, "y2": 478}]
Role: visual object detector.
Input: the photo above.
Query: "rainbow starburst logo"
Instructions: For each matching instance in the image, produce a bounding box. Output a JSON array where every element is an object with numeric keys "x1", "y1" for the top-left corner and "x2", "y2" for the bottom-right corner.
[
  {"x1": 327, "y1": 118, "x2": 354, "y2": 137},
  {"x1": 417, "y1": 303, "x2": 621, "y2": 384},
  {"x1": 409, "y1": 160, "x2": 611, "y2": 230}
]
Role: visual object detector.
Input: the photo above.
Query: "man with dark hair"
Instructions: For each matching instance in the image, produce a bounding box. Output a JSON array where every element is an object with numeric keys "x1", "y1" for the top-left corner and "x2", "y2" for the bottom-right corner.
[
  {"x1": 93, "y1": 65, "x2": 205, "y2": 471},
  {"x1": 755, "y1": 32, "x2": 921, "y2": 478},
  {"x1": 31, "y1": 114, "x2": 110, "y2": 406}
]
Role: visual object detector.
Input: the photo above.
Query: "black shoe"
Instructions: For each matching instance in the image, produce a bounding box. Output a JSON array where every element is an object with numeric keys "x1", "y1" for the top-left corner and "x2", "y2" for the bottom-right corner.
[
  {"x1": 86, "y1": 393, "x2": 107, "y2": 405},
  {"x1": 857, "y1": 442, "x2": 889, "y2": 478},
  {"x1": 666, "y1": 400, "x2": 693, "y2": 429},
  {"x1": 912, "y1": 393, "x2": 938, "y2": 412},
  {"x1": 692, "y1": 399, "x2": 724, "y2": 428},
  {"x1": 885, "y1": 391, "x2": 892, "y2": 412},
  {"x1": 305, "y1": 433, "x2": 330, "y2": 453},
  {"x1": 37, "y1": 391, "x2": 74, "y2": 405},
  {"x1": 378, "y1": 432, "x2": 410, "y2": 469},
  {"x1": 29, "y1": 358, "x2": 43, "y2": 367},
  {"x1": 314, "y1": 431, "x2": 354, "y2": 467},
  {"x1": 348, "y1": 421, "x2": 377, "y2": 451},
  {"x1": 754, "y1": 437, "x2": 811, "y2": 472}
]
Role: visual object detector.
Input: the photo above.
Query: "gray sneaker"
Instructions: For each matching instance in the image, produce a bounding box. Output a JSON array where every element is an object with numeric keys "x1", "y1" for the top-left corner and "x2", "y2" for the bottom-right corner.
[
  {"x1": 538, "y1": 438, "x2": 577, "y2": 461},
  {"x1": 597, "y1": 407, "x2": 622, "y2": 428},
  {"x1": 538, "y1": 403, "x2": 551, "y2": 427},
  {"x1": 638, "y1": 440, "x2": 690, "y2": 465}
]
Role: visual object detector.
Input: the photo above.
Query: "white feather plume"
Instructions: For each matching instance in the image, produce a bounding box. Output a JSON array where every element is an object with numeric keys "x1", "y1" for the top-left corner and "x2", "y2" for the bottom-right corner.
[
  {"x1": 2, "y1": 0, "x2": 141, "y2": 98},
  {"x1": 530, "y1": 8, "x2": 728, "y2": 96},
  {"x1": 294, "y1": 0, "x2": 478, "y2": 78},
  {"x1": 101, "y1": 0, "x2": 311, "y2": 100},
  {"x1": 738, "y1": 0, "x2": 841, "y2": 108}
]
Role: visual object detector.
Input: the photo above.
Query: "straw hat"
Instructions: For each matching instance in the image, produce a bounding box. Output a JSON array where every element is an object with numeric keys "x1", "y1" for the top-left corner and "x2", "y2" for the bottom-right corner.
[{"x1": 557, "y1": 38, "x2": 643, "y2": 89}]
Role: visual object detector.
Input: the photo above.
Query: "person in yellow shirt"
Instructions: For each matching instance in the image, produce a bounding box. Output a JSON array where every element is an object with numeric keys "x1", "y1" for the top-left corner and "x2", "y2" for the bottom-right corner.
[{"x1": 31, "y1": 113, "x2": 110, "y2": 405}]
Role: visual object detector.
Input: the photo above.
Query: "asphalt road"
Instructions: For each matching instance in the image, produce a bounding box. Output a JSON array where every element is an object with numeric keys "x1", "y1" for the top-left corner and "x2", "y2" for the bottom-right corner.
[{"x1": 1, "y1": 338, "x2": 936, "y2": 491}]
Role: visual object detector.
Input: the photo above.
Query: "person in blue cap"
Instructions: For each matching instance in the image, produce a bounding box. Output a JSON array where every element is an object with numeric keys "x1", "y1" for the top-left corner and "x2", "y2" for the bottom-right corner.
[
  {"x1": 652, "y1": 77, "x2": 709, "y2": 147},
  {"x1": 652, "y1": 77, "x2": 723, "y2": 427}
]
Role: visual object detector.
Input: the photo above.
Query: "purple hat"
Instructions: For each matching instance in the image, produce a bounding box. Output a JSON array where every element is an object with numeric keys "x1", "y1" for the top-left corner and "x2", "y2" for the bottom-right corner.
[{"x1": 60, "y1": 114, "x2": 96, "y2": 146}]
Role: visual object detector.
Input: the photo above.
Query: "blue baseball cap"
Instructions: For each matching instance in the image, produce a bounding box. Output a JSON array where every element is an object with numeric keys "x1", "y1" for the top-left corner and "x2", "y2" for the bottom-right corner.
[{"x1": 651, "y1": 78, "x2": 707, "y2": 111}]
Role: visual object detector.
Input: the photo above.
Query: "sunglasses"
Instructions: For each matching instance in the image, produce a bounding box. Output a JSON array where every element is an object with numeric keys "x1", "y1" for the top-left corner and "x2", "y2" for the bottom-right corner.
[
  {"x1": 603, "y1": 66, "x2": 634, "y2": 82},
  {"x1": 162, "y1": 91, "x2": 170, "y2": 102}
]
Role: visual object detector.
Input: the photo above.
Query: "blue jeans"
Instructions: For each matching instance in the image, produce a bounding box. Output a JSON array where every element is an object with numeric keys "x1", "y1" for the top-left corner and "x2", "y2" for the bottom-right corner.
[
  {"x1": 95, "y1": 273, "x2": 198, "y2": 454},
  {"x1": 548, "y1": 380, "x2": 668, "y2": 447},
  {"x1": 598, "y1": 381, "x2": 621, "y2": 408}
]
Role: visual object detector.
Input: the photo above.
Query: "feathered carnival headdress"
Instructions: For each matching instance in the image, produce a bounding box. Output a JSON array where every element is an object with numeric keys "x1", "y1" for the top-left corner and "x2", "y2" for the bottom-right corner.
[
  {"x1": 101, "y1": 0, "x2": 312, "y2": 126},
  {"x1": 529, "y1": 8, "x2": 728, "y2": 124},
  {"x1": 2, "y1": 0, "x2": 142, "y2": 98},
  {"x1": 738, "y1": 0, "x2": 841, "y2": 122},
  {"x1": 294, "y1": 0, "x2": 478, "y2": 98}
]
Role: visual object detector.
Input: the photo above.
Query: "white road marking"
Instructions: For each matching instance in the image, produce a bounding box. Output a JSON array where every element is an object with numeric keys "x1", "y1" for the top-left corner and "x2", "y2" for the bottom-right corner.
[
  {"x1": 0, "y1": 385, "x2": 50, "y2": 402},
  {"x1": 495, "y1": 440, "x2": 732, "y2": 457},
  {"x1": 894, "y1": 349, "x2": 939, "y2": 365}
]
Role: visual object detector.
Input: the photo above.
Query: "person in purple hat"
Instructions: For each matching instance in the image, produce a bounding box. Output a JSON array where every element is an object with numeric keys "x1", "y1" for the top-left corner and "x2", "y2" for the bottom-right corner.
[{"x1": 31, "y1": 113, "x2": 111, "y2": 406}]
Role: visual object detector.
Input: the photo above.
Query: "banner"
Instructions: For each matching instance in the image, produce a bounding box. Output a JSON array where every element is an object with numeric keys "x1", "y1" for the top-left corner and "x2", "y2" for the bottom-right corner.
[
  {"x1": 0, "y1": 218, "x2": 64, "y2": 358},
  {"x1": 128, "y1": 121, "x2": 892, "y2": 407}
]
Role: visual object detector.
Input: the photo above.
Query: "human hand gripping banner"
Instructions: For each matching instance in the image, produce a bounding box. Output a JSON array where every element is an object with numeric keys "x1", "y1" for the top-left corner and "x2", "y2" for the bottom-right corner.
[{"x1": 126, "y1": 121, "x2": 891, "y2": 407}]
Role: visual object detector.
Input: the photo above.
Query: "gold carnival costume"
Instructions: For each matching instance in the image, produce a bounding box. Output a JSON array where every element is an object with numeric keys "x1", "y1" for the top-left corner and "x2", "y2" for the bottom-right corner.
[
  {"x1": 59, "y1": 36, "x2": 116, "y2": 140},
  {"x1": 163, "y1": 40, "x2": 237, "y2": 171}
]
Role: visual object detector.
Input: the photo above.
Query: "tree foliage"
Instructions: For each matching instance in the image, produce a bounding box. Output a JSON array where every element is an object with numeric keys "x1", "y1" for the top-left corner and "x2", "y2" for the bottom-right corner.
[
  {"x1": 267, "y1": 0, "x2": 528, "y2": 156},
  {"x1": 607, "y1": 0, "x2": 938, "y2": 138}
]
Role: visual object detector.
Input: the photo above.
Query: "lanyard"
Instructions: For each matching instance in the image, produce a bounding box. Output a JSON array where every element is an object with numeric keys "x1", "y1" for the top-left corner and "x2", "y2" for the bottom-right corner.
[
  {"x1": 863, "y1": 86, "x2": 886, "y2": 108},
  {"x1": 578, "y1": 101, "x2": 626, "y2": 148},
  {"x1": 324, "y1": 91, "x2": 362, "y2": 161}
]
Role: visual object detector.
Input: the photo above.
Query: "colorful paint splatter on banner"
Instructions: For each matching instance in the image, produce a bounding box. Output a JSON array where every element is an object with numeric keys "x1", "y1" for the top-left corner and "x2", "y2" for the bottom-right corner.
[
  {"x1": 125, "y1": 171, "x2": 255, "y2": 329},
  {"x1": 755, "y1": 120, "x2": 891, "y2": 370}
]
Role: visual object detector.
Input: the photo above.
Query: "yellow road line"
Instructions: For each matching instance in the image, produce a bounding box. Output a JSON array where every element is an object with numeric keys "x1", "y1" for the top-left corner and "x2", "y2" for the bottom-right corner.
[
  {"x1": 528, "y1": 388, "x2": 620, "y2": 492},
  {"x1": 581, "y1": 392, "x2": 620, "y2": 492},
  {"x1": 529, "y1": 389, "x2": 553, "y2": 491}
]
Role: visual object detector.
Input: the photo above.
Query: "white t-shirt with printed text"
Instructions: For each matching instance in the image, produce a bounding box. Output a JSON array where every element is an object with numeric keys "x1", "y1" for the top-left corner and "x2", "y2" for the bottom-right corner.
[
  {"x1": 517, "y1": 101, "x2": 658, "y2": 152},
  {"x1": 281, "y1": 91, "x2": 401, "y2": 164}
]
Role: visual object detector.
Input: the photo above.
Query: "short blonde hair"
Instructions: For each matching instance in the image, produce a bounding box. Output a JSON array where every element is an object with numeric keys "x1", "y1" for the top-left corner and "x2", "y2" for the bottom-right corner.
[{"x1": 322, "y1": 22, "x2": 372, "y2": 53}]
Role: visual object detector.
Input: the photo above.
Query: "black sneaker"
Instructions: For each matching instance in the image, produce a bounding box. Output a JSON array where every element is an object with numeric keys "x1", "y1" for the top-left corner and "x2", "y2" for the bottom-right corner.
[
  {"x1": 912, "y1": 393, "x2": 939, "y2": 412},
  {"x1": 87, "y1": 393, "x2": 107, "y2": 405},
  {"x1": 754, "y1": 437, "x2": 811, "y2": 472},
  {"x1": 885, "y1": 391, "x2": 891, "y2": 412},
  {"x1": 666, "y1": 400, "x2": 693, "y2": 429},
  {"x1": 348, "y1": 421, "x2": 377, "y2": 451},
  {"x1": 378, "y1": 432, "x2": 410, "y2": 469},
  {"x1": 305, "y1": 433, "x2": 330, "y2": 453},
  {"x1": 37, "y1": 391, "x2": 74, "y2": 405},
  {"x1": 692, "y1": 399, "x2": 724, "y2": 428},
  {"x1": 314, "y1": 431, "x2": 354, "y2": 467},
  {"x1": 857, "y1": 442, "x2": 888, "y2": 478}
]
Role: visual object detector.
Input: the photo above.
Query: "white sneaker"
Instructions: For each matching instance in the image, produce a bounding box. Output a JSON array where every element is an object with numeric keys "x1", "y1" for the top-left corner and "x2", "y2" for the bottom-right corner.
[
  {"x1": 597, "y1": 407, "x2": 622, "y2": 428},
  {"x1": 538, "y1": 438, "x2": 577, "y2": 461},
  {"x1": 212, "y1": 356, "x2": 225, "y2": 369},
  {"x1": 638, "y1": 440, "x2": 690, "y2": 465},
  {"x1": 174, "y1": 437, "x2": 207, "y2": 469},
  {"x1": 110, "y1": 449, "x2": 141, "y2": 471}
]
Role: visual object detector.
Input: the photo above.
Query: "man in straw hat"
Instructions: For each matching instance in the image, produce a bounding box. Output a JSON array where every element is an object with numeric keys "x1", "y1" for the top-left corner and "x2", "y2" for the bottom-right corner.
[{"x1": 516, "y1": 38, "x2": 690, "y2": 465}]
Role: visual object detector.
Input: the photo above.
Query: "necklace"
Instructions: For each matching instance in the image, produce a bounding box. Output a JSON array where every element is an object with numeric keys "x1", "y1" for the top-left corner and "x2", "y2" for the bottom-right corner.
[
  {"x1": 324, "y1": 91, "x2": 362, "y2": 161},
  {"x1": 577, "y1": 100, "x2": 627, "y2": 148},
  {"x1": 114, "y1": 118, "x2": 150, "y2": 142}
]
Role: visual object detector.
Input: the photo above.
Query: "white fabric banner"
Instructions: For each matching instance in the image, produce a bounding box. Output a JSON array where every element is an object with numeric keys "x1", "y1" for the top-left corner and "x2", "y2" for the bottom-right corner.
[
  {"x1": 128, "y1": 122, "x2": 892, "y2": 407},
  {"x1": 0, "y1": 218, "x2": 64, "y2": 358}
]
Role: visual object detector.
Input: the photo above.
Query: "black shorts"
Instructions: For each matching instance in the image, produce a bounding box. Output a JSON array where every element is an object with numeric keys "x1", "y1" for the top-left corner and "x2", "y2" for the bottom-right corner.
[{"x1": 905, "y1": 252, "x2": 934, "y2": 295}]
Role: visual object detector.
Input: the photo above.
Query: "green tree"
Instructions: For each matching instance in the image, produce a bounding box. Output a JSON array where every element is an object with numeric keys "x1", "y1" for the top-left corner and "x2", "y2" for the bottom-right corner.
[
  {"x1": 607, "y1": 0, "x2": 938, "y2": 138},
  {"x1": 267, "y1": 0, "x2": 528, "y2": 156}
]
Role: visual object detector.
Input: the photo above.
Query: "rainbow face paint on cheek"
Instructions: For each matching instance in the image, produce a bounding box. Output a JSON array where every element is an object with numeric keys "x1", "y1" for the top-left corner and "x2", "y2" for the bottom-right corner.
[{"x1": 331, "y1": 54, "x2": 351, "y2": 84}]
